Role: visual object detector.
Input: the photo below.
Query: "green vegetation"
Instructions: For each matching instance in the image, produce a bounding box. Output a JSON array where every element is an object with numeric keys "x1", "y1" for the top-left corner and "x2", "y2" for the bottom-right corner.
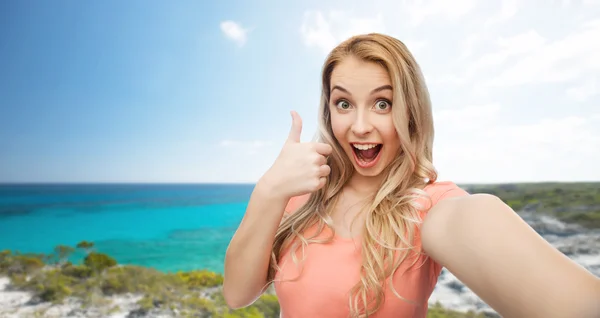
[
  {"x1": 464, "y1": 182, "x2": 600, "y2": 229},
  {"x1": 0, "y1": 241, "x2": 491, "y2": 317},
  {"x1": 427, "y1": 302, "x2": 489, "y2": 317}
]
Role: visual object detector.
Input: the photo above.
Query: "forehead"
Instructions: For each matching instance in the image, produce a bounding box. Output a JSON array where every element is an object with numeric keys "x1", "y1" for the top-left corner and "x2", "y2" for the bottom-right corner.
[{"x1": 330, "y1": 56, "x2": 391, "y2": 90}]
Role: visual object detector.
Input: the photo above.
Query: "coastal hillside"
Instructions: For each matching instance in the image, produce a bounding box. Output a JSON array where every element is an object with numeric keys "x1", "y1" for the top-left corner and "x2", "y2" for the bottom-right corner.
[
  {"x1": 0, "y1": 246, "x2": 494, "y2": 318},
  {"x1": 463, "y1": 182, "x2": 600, "y2": 229},
  {"x1": 0, "y1": 182, "x2": 598, "y2": 317}
]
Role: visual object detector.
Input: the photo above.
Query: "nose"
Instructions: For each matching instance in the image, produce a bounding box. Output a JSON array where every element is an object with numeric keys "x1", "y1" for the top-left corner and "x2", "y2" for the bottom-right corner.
[{"x1": 351, "y1": 109, "x2": 373, "y2": 136}]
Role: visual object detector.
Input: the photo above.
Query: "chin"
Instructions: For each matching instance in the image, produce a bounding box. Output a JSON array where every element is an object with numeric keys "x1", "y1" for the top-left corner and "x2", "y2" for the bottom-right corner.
[{"x1": 352, "y1": 166, "x2": 385, "y2": 178}]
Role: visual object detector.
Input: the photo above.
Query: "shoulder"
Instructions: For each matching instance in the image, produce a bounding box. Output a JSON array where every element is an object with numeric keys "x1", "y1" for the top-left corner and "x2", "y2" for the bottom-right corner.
[
  {"x1": 409, "y1": 181, "x2": 470, "y2": 285},
  {"x1": 416, "y1": 181, "x2": 469, "y2": 256},
  {"x1": 420, "y1": 192, "x2": 502, "y2": 254},
  {"x1": 422, "y1": 192, "x2": 501, "y2": 231},
  {"x1": 418, "y1": 181, "x2": 470, "y2": 214}
]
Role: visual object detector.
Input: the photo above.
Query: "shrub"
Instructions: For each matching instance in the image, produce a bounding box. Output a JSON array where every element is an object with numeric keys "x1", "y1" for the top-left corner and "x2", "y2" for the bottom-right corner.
[
  {"x1": 76, "y1": 241, "x2": 95, "y2": 255},
  {"x1": 427, "y1": 302, "x2": 486, "y2": 318},
  {"x1": 252, "y1": 294, "x2": 280, "y2": 318},
  {"x1": 1, "y1": 254, "x2": 45, "y2": 275},
  {"x1": 23, "y1": 269, "x2": 78, "y2": 303},
  {"x1": 62, "y1": 264, "x2": 93, "y2": 279},
  {"x1": 53, "y1": 245, "x2": 75, "y2": 264},
  {"x1": 84, "y1": 252, "x2": 117, "y2": 272},
  {"x1": 38, "y1": 282, "x2": 73, "y2": 303},
  {"x1": 176, "y1": 269, "x2": 224, "y2": 289}
]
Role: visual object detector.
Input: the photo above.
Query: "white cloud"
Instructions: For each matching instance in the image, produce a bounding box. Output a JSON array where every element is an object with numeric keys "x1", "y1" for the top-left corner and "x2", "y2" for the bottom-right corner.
[
  {"x1": 456, "y1": 0, "x2": 520, "y2": 62},
  {"x1": 458, "y1": 30, "x2": 547, "y2": 81},
  {"x1": 299, "y1": 10, "x2": 386, "y2": 55},
  {"x1": 404, "y1": 0, "x2": 478, "y2": 26},
  {"x1": 435, "y1": 109, "x2": 600, "y2": 183},
  {"x1": 495, "y1": 30, "x2": 547, "y2": 55},
  {"x1": 298, "y1": 9, "x2": 429, "y2": 58},
  {"x1": 427, "y1": 74, "x2": 467, "y2": 86},
  {"x1": 485, "y1": 19, "x2": 600, "y2": 87},
  {"x1": 299, "y1": 11, "x2": 338, "y2": 54},
  {"x1": 434, "y1": 103, "x2": 501, "y2": 132},
  {"x1": 567, "y1": 77, "x2": 599, "y2": 102},
  {"x1": 219, "y1": 139, "x2": 274, "y2": 156},
  {"x1": 459, "y1": 33, "x2": 481, "y2": 60},
  {"x1": 220, "y1": 20, "x2": 249, "y2": 47},
  {"x1": 484, "y1": 0, "x2": 518, "y2": 28}
]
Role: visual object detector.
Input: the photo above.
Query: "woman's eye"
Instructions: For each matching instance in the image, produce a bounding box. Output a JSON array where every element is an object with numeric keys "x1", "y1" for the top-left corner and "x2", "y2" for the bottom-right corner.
[
  {"x1": 337, "y1": 100, "x2": 351, "y2": 109},
  {"x1": 376, "y1": 100, "x2": 391, "y2": 110}
]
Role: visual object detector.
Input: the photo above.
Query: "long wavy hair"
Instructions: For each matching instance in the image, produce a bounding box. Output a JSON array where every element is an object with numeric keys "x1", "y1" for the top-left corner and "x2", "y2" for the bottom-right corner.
[{"x1": 267, "y1": 33, "x2": 438, "y2": 317}]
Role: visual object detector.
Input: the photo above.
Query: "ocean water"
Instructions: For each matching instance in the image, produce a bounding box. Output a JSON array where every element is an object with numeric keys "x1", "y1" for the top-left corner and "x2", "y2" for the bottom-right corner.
[{"x1": 0, "y1": 184, "x2": 255, "y2": 274}]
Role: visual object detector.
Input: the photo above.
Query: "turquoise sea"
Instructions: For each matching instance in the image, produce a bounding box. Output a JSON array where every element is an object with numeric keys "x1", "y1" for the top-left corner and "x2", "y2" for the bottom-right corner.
[{"x1": 0, "y1": 184, "x2": 254, "y2": 274}]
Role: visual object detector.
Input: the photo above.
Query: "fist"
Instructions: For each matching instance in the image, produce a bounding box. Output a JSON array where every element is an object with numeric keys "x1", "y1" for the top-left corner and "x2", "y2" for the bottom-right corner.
[{"x1": 263, "y1": 111, "x2": 333, "y2": 199}]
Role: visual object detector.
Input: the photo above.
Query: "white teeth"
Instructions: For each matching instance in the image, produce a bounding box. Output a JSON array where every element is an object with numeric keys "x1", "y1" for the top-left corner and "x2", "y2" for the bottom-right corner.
[{"x1": 352, "y1": 144, "x2": 379, "y2": 150}]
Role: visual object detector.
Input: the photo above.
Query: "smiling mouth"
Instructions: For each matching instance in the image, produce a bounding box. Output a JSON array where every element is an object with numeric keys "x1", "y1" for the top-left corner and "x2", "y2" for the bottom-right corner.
[{"x1": 351, "y1": 143, "x2": 382, "y2": 163}]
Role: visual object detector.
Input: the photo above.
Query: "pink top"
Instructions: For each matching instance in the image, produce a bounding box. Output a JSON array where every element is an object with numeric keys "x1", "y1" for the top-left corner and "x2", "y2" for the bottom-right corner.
[{"x1": 273, "y1": 181, "x2": 469, "y2": 317}]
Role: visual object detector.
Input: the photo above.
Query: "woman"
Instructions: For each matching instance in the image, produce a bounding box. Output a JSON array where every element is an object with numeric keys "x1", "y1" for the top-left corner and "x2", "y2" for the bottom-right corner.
[{"x1": 223, "y1": 33, "x2": 600, "y2": 317}]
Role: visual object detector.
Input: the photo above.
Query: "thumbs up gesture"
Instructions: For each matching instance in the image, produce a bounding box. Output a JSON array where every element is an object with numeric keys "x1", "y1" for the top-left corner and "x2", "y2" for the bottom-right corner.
[{"x1": 262, "y1": 111, "x2": 333, "y2": 199}]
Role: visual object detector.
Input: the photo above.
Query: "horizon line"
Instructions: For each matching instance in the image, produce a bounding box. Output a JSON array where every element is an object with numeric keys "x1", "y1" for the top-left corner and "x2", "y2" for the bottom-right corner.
[{"x1": 1, "y1": 180, "x2": 599, "y2": 186}]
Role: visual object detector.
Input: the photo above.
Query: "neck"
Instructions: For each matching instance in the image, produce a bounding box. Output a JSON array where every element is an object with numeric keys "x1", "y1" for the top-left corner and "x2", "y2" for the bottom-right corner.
[{"x1": 346, "y1": 171, "x2": 385, "y2": 197}]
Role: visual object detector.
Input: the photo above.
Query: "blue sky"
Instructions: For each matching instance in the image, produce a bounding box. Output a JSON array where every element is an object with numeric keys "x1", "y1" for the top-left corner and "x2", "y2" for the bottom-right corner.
[{"x1": 1, "y1": 0, "x2": 599, "y2": 184}]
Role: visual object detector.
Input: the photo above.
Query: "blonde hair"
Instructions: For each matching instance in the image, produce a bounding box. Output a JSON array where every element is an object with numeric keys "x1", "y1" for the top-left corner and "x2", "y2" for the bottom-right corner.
[{"x1": 267, "y1": 33, "x2": 438, "y2": 317}]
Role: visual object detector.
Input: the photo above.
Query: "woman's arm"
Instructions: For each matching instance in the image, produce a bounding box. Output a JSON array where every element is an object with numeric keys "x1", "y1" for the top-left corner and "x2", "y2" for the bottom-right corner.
[
  {"x1": 223, "y1": 180, "x2": 289, "y2": 309},
  {"x1": 421, "y1": 193, "x2": 600, "y2": 318},
  {"x1": 223, "y1": 111, "x2": 332, "y2": 309}
]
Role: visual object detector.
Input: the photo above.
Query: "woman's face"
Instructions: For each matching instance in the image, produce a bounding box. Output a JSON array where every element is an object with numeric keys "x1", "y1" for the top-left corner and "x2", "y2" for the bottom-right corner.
[{"x1": 329, "y1": 56, "x2": 402, "y2": 178}]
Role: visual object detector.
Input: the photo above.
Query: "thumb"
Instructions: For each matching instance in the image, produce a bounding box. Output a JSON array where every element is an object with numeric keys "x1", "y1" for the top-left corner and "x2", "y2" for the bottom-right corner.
[{"x1": 287, "y1": 111, "x2": 303, "y2": 143}]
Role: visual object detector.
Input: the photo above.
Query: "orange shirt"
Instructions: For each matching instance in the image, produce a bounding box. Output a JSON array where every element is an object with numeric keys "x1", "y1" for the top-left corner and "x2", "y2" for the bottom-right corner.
[{"x1": 273, "y1": 181, "x2": 469, "y2": 318}]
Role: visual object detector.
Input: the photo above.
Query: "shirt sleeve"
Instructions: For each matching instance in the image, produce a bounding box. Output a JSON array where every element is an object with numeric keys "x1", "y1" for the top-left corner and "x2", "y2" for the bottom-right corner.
[{"x1": 431, "y1": 181, "x2": 470, "y2": 203}]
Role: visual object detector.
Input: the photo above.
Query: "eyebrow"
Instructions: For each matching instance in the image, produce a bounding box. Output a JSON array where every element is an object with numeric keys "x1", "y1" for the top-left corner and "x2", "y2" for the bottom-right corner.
[{"x1": 331, "y1": 84, "x2": 393, "y2": 95}]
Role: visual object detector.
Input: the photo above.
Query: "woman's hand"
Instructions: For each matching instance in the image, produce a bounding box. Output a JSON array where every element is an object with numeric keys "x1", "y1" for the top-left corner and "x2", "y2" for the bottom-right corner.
[{"x1": 261, "y1": 111, "x2": 333, "y2": 199}]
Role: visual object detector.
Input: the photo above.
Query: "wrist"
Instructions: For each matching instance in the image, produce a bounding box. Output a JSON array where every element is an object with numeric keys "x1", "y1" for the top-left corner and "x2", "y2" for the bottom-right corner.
[{"x1": 256, "y1": 174, "x2": 291, "y2": 203}]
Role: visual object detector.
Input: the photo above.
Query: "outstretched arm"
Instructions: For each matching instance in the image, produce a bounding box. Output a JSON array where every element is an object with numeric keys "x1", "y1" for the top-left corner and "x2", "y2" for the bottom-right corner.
[{"x1": 421, "y1": 193, "x2": 600, "y2": 318}]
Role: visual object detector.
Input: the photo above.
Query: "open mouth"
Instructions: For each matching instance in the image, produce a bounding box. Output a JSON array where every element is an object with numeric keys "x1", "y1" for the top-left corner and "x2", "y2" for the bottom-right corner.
[{"x1": 351, "y1": 143, "x2": 383, "y2": 168}]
